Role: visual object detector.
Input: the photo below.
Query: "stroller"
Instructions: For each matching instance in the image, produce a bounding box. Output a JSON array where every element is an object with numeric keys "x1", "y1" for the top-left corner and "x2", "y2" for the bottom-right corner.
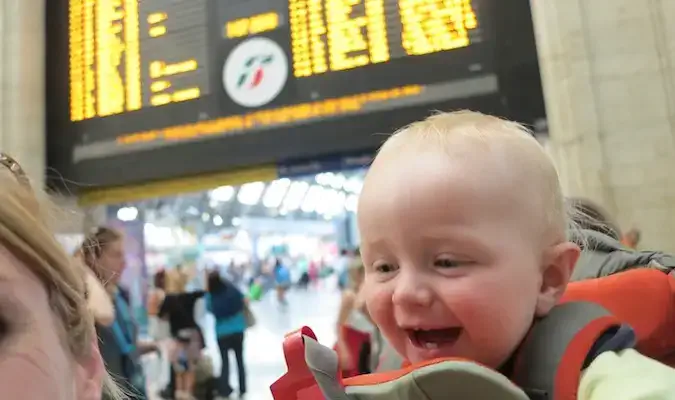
[{"x1": 192, "y1": 354, "x2": 217, "y2": 400}]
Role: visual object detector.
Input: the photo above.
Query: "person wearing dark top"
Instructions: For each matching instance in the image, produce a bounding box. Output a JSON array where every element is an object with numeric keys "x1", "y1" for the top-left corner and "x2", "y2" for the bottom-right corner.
[
  {"x1": 159, "y1": 290, "x2": 206, "y2": 400},
  {"x1": 159, "y1": 291, "x2": 206, "y2": 337}
]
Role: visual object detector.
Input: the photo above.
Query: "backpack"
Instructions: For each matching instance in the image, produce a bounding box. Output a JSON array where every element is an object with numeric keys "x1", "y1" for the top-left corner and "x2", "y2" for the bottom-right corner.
[
  {"x1": 270, "y1": 268, "x2": 675, "y2": 399},
  {"x1": 210, "y1": 284, "x2": 244, "y2": 320}
]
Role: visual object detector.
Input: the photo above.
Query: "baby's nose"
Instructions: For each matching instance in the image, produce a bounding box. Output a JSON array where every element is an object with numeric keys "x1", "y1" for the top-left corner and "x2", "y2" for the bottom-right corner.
[{"x1": 391, "y1": 273, "x2": 434, "y2": 309}]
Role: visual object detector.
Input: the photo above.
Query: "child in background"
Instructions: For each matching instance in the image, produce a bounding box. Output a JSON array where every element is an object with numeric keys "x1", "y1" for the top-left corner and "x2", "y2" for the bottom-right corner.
[
  {"x1": 273, "y1": 258, "x2": 291, "y2": 305},
  {"x1": 356, "y1": 111, "x2": 675, "y2": 398}
]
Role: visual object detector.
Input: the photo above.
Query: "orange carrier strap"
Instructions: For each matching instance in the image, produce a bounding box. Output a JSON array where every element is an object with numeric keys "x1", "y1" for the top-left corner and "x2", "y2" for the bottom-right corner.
[{"x1": 561, "y1": 268, "x2": 675, "y2": 361}]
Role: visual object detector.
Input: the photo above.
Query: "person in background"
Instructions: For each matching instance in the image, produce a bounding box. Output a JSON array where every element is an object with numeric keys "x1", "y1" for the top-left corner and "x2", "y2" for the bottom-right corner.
[
  {"x1": 335, "y1": 249, "x2": 351, "y2": 291},
  {"x1": 159, "y1": 272, "x2": 207, "y2": 400},
  {"x1": 622, "y1": 228, "x2": 642, "y2": 249},
  {"x1": 273, "y1": 258, "x2": 291, "y2": 305},
  {"x1": 74, "y1": 249, "x2": 116, "y2": 327},
  {"x1": 206, "y1": 271, "x2": 248, "y2": 399},
  {"x1": 82, "y1": 226, "x2": 158, "y2": 399},
  {"x1": 148, "y1": 270, "x2": 175, "y2": 397},
  {"x1": 567, "y1": 199, "x2": 675, "y2": 281},
  {"x1": 335, "y1": 259, "x2": 379, "y2": 376},
  {"x1": 248, "y1": 276, "x2": 264, "y2": 302},
  {"x1": 148, "y1": 270, "x2": 169, "y2": 336},
  {"x1": 308, "y1": 260, "x2": 319, "y2": 287},
  {"x1": 0, "y1": 152, "x2": 125, "y2": 399}
]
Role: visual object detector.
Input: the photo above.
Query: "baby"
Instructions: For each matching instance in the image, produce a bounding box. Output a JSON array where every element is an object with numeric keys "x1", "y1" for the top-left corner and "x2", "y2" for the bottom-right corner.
[{"x1": 356, "y1": 111, "x2": 675, "y2": 397}]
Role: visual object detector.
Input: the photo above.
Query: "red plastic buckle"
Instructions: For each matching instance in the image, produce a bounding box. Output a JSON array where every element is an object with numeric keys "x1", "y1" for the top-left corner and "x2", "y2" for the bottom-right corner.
[{"x1": 270, "y1": 326, "x2": 326, "y2": 400}]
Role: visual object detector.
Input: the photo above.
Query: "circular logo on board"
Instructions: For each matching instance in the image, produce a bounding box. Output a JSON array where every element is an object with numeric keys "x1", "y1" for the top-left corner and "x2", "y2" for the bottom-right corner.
[{"x1": 223, "y1": 37, "x2": 288, "y2": 108}]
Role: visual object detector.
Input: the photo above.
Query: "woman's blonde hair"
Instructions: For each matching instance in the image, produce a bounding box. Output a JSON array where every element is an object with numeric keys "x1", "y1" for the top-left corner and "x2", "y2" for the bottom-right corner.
[{"x1": 0, "y1": 155, "x2": 125, "y2": 399}]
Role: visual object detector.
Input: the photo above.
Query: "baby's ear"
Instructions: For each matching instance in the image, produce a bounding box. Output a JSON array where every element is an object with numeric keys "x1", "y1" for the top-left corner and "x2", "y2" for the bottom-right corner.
[{"x1": 535, "y1": 242, "x2": 581, "y2": 317}]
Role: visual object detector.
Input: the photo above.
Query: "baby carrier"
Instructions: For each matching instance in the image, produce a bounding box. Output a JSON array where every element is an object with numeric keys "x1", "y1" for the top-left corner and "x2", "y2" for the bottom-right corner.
[{"x1": 270, "y1": 267, "x2": 675, "y2": 399}]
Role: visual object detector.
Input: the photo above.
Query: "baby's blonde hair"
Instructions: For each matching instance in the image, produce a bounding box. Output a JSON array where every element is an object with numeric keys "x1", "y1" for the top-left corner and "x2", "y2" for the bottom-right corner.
[
  {"x1": 379, "y1": 110, "x2": 567, "y2": 242},
  {"x1": 0, "y1": 158, "x2": 125, "y2": 399}
]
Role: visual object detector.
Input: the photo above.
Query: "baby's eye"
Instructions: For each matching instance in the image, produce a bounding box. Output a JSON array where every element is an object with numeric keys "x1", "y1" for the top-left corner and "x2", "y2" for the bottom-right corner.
[
  {"x1": 374, "y1": 262, "x2": 398, "y2": 274},
  {"x1": 434, "y1": 258, "x2": 463, "y2": 268}
]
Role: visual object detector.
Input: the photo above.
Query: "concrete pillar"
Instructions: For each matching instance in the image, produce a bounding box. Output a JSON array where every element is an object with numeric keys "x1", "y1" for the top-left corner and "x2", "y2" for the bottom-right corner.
[
  {"x1": 531, "y1": 0, "x2": 675, "y2": 251},
  {"x1": 0, "y1": 0, "x2": 46, "y2": 187}
]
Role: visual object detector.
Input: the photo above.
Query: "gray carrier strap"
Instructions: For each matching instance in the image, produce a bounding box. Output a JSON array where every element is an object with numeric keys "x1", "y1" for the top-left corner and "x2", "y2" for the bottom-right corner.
[
  {"x1": 345, "y1": 360, "x2": 530, "y2": 400},
  {"x1": 512, "y1": 301, "x2": 627, "y2": 399},
  {"x1": 303, "y1": 335, "x2": 351, "y2": 400}
]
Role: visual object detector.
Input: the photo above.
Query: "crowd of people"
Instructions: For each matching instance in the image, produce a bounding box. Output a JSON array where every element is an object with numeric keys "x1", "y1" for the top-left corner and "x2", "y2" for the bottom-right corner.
[
  {"x1": 2, "y1": 110, "x2": 675, "y2": 400},
  {"x1": 76, "y1": 227, "x2": 254, "y2": 400}
]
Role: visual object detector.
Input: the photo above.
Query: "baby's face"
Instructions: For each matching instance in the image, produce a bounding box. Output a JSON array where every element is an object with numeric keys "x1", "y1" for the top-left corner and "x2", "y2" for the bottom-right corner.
[{"x1": 358, "y1": 147, "x2": 554, "y2": 368}]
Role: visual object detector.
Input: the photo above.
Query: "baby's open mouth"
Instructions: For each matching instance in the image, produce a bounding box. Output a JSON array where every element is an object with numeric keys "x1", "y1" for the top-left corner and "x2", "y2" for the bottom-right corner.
[{"x1": 407, "y1": 327, "x2": 463, "y2": 350}]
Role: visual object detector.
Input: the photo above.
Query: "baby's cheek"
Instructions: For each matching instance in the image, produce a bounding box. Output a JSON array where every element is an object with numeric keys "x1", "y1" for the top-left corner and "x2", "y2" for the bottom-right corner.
[{"x1": 363, "y1": 285, "x2": 389, "y2": 320}]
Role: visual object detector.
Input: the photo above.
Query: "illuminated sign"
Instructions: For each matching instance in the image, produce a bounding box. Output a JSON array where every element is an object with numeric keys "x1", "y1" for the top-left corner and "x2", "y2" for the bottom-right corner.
[
  {"x1": 117, "y1": 85, "x2": 422, "y2": 145},
  {"x1": 54, "y1": 0, "x2": 550, "y2": 191},
  {"x1": 225, "y1": 12, "x2": 280, "y2": 39},
  {"x1": 289, "y1": 0, "x2": 478, "y2": 78},
  {"x1": 68, "y1": 0, "x2": 210, "y2": 122},
  {"x1": 223, "y1": 37, "x2": 289, "y2": 108}
]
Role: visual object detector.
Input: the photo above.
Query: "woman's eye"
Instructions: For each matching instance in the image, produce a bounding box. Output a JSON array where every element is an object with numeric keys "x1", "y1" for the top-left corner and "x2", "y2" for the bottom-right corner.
[
  {"x1": 374, "y1": 263, "x2": 397, "y2": 274},
  {"x1": 0, "y1": 317, "x2": 10, "y2": 341},
  {"x1": 434, "y1": 259, "x2": 462, "y2": 268}
]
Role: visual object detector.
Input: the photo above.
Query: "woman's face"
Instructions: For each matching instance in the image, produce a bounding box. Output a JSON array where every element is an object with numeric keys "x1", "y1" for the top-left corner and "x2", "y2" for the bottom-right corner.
[
  {"x1": 0, "y1": 244, "x2": 104, "y2": 399},
  {"x1": 98, "y1": 239, "x2": 126, "y2": 285}
]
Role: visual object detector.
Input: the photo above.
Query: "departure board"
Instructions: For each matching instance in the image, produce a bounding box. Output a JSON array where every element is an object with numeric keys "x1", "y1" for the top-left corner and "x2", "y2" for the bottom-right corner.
[
  {"x1": 48, "y1": 0, "x2": 546, "y2": 190},
  {"x1": 68, "y1": 0, "x2": 209, "y2": 121},
  {"x1": 289, "y1": 0, "x2": 478, "y2": 77}
]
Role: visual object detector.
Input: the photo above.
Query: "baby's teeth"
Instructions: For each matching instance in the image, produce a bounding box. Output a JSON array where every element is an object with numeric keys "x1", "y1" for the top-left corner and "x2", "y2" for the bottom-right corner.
[{"x1": 424, "y1": 342, "x2": 439, "y2": 349}]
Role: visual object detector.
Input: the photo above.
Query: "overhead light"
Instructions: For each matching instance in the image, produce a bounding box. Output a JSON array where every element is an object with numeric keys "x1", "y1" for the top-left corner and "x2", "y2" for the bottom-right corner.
[
  {"x1": 186, "y1": 206, "x2": 200, "y2": 216},
  {"x1": 282, "y1": 181, "x2": 309, "y2": 211},
  {"x1": 301, "y1": 185, "x2": 324, "y2": 213},
  {"x1": 331, "y1": 191, "x2": 347, "y2": 215},
  {"x1": 210, "y1": 186, "x2": 235, "y2": 202},
  {"x1": 117, "y1": 207, "x2": 138, "y2": 222},
  {"x1": 315, "y1": 188, "x2": 336, "y2": 215},
  {"x1": 232, "y1": 217, "x2": 242, "y2": 227},
  {"x1": 202, "y1": 212, "x2": 211, "y2": 222},
  {"x1": 213, "y1": 215, "x2": 223, "y2": 226},
  {"x1": 330, "y1": 173, "x2": 346, "y2": 190},
  {"x1": 315, "y1": 172, "x2": 331, "y2": 186},
  {"x1": 237, "y1": 182, "x2": 265, "y2": 205},
  {"x1": 263, "y1": 178, "x2": 291, "y2": 208}
]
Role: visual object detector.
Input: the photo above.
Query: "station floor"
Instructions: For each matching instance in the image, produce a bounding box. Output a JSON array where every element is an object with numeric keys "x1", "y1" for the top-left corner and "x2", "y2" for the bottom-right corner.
[{"x1": 144, "y1": 280, "x2": 341, "y2": 399}]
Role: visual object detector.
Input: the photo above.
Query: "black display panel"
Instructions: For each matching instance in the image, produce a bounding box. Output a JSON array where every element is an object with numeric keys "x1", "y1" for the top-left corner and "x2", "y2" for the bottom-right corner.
[{"x1": 46, "y1": 0, "x2": 545, "y2": 190}]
